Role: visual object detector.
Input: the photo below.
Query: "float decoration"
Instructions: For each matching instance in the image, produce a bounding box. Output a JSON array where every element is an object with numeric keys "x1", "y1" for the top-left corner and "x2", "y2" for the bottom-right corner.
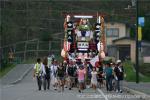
[{"x1": 62, "y1": 14, "x2": 106, "y2": 66}]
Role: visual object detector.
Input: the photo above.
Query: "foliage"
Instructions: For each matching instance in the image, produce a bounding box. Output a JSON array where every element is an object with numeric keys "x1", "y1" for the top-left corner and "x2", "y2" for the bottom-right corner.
[
  {"x1": 142, "y1": 17, "x2": 150, "y2": 41},
  {"x1": 0, "y1": 60, "x2": 15, "y2": 78},
  {"x1": 123, "y1": 61, "x2": 150, "y2": 82}
]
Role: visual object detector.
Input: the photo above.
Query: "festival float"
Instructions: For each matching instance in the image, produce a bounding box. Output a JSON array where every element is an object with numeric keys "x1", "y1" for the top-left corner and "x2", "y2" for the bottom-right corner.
[{"x1": 61, "y1": 14, "x2": 106, "y2": 67}]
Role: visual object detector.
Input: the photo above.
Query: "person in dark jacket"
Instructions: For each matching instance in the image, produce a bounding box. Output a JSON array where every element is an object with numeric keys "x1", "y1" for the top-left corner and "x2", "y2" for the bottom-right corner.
[
  {"x1": 67, "y1": 62, "x2": 76, "y2": 90},
  {"x1": 57, "y1": 62, "x2": 66, "y2": 92},
  {"x1": 42, "y1": 57, "x2": 50, "y2": 90},
  {"x1": 114, "y1": 60, "x2": 125, "y2": 93}
]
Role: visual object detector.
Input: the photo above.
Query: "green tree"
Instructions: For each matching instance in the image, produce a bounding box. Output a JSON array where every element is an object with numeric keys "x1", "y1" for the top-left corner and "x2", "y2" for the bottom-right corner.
[{"x1": 142, "y1": 17, "x2": 150, "y2": 41}]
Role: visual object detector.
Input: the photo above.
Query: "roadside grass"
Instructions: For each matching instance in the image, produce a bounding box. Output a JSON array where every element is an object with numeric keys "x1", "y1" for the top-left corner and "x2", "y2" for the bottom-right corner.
[
  {"x1": 0, "y1": 64, "x2": 16, "y2": 78},
  {"x1": 139, "y1": 63, "x2": 150, "y2": 77},
  {"x1": 123, "y1": 61, "x2": 150, "y2": 82}
]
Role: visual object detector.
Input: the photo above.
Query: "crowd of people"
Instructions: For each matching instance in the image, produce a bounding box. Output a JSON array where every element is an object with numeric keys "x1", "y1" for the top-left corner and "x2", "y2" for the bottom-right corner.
[{"x1": 33, "y1": 56, "x2": 125, "y2": 93}]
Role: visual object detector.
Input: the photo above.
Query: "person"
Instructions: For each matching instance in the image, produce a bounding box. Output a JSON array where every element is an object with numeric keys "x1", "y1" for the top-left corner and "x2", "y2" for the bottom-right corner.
[
  {"x1": 48, "y1": 55, "x2": 52, "y2": 68},
  {"x1": 62, "y1": 61, "x2": 68, "y2": 88},
  {"x1": 91, "y1": 67, "x2": 98, "y2": 92},
  {"x1": 33, "y1": 58, "x2": 42, "y2": 91},
  {"x1": 97, "y1": 63, "x2": 104, "y2": 88},
  {"x1": 85, "y1": 62, "x2": 92, "y2": 88},
  {"x1": 67, "y1": 61, "x2": 76, "y2": 90},
  {"x1": 42, "y1": 57, "x2": 50, "y2": 90},
  {"x1": 77, "y1": 65, "x2": 86, "y2": 93},
  {"x1": 114, "y1": 60, "x2": 125, "y2": 93},
  {"x1": 57, "y1": 62, "x2": 66, "y2": 92},
  {"x1": 104, "y1": 63, "x2": 113, "y2": 91},
  {"x1": 51, "y1": 60, "x2": 58, "y2": 90},
  {"x1": 111, "y1": 63, "x2": 117, "y2": 91},
  {"x1": 72, "y1": 61, "x2": 78, "y2": 87},
  {"x1": 8, "y1": 50, "x2": 14, "y2": 63}
]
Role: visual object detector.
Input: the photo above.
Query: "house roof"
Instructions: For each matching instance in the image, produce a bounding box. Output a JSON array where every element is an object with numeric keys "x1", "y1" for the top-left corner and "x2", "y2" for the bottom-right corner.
[
  {"x1": 112, "y1": 37, "x2": 150, "y2": 46},
  {"x1": 112, "y1": 37, "x2": 134, "y2": 42}
]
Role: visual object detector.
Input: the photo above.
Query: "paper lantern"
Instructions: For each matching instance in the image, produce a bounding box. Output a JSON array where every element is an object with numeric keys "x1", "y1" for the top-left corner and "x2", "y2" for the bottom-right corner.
[
  {"x1": 100, "y1": 51, "x2": 105, "y2": 59},
  {"x1": 97, "y1": 41, "x2": 104, "y2": 51},
  {"x1": 61, "y1": 49, "x2": 67, "y2": 58},
  {"x1": 63, "y1": 41, "x2": 71, "y2": 51}
]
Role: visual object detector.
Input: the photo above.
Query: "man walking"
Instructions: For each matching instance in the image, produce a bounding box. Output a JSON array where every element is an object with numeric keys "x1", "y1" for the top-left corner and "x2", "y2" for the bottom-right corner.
[
  {"x1": 104, "y1": 63, "x2": 113, "y2": 91},
  {"x1": 33, "y1": 58, "x2": 42, "y2": 91}
]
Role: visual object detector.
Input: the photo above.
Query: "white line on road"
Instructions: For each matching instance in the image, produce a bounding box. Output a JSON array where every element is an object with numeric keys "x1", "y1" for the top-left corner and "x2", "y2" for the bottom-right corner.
[
  {"x1": 2, "y1": 84, "x2": 15, "y2": 89},
  {"x1": 97, "y1": 88, "x2": 109, "y2": 100}
]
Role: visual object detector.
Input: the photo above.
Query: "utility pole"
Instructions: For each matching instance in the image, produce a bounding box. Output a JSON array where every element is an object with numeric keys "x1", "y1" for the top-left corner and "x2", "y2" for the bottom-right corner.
[{"x1": 135, "y1": 0, "x2": 139, "y2": 83}]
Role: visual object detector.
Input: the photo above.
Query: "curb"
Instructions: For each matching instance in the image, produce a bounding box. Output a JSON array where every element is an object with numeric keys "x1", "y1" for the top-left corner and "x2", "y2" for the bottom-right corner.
[
  {"x1": 10, "y1": 65, "x2": 33, "y2": 84},
  {"x1": 124, "y1": 86, "x2": 150, "y2": 100}
]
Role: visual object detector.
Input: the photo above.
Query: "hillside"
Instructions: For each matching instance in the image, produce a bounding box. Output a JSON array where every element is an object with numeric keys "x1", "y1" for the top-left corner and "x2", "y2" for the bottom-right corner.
[{"x1": 1, "y1": 0, "x2": 150, "y2": 47}]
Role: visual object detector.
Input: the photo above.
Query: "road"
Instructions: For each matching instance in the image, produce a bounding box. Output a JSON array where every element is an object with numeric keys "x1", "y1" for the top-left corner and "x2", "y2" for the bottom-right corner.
[{"x1": 1, "y1": 69, "x2": 142, "y2": 100}]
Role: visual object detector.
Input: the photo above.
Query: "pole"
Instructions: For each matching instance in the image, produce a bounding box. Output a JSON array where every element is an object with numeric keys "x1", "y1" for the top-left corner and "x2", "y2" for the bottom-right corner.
[
  {"x1": 24, "y1": 41, "x2": 27, "y2": 61},
  {"x1": 135, "y1": 0, "x2": 139, "y2": 83},
  {"x1": 36, "y1": 40, "x2": 39, "y2": 58}
]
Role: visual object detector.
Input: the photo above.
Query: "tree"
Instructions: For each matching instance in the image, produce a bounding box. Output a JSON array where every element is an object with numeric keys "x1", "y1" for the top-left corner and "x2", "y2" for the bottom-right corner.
[{"x1": 142, "y1": 17, "x2": 150, "y2": 41}]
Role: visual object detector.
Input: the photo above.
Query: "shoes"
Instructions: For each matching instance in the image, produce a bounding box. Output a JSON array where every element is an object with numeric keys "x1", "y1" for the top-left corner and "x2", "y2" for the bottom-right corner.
[
  {"x1": 116, "y1": 90, "x2": 119, "y2": 93},
  {"x1": 65, "y1": 85, "x2": 67, "y2": 88},
  {"x1": 54, "y1": 88, "x2": 57, "y2": 90},
  {"x1": 79, "y1": 90, "x2": 81, "y2": 93},
  {"x1": 120, "y1": 90, "x2": 123, "y2": 93}
]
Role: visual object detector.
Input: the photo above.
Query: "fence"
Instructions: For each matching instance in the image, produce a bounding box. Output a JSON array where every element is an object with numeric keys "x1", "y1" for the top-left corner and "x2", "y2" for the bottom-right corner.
[{"x1": 1, "y1": 39, "x2": 62, "y2": 64}]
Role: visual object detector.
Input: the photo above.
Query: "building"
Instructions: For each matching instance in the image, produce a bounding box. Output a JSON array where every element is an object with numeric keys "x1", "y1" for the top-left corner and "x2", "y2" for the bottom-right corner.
[{"x1": 105, "y1": 22, "x2": 150, "y2": 63}]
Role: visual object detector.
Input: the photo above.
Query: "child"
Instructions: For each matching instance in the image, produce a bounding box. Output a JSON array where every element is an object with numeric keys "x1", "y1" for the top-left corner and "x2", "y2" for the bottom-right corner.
[{"x1": 91, "y1": 67, "x2": 98, "y2": 92}]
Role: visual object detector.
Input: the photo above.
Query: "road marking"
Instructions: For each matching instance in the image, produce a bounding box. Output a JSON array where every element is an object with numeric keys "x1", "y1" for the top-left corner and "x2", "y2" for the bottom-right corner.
[
  {"x1": 97, "y1": 88, "x2": 109, "y2": 100},
  {"x1": 2, "y1": 84, "x2": 14, "y2": 89}
]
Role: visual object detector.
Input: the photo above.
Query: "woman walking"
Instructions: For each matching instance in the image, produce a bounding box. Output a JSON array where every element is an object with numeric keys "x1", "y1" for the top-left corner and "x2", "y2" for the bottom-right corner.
[{"x1": 57, "y1": 62, "x2": 66, "y2": 92}]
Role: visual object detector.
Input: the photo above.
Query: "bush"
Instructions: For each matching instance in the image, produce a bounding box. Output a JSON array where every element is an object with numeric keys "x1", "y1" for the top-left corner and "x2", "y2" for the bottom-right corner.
[
  {"x1": 123, "y1": 61, "x2": 150, "y2": 82},
  {"x1": 1, "y1": 58, "x2": 9, "y2": 69},
  {"x1": 139, "y1": 63, "x2": 150, "y2": 77}
]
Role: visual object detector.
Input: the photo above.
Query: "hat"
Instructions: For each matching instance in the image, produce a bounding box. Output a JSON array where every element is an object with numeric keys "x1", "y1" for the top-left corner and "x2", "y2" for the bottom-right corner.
[
  {"x1": 79, "y1": 64, "x2": 84, "y2": 68},
  {"x1": 116, "y1": 60, "x2": 121, "y2": 64}
]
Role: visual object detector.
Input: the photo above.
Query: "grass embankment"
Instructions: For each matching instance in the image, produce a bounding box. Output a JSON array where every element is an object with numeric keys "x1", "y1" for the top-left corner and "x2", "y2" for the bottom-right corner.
[
  {"x1": 123, "y1": 61, "x2": 150, "y2": 82},
  {"x1": 0, "y1": 64, "x2": 16, "y2": 78}
]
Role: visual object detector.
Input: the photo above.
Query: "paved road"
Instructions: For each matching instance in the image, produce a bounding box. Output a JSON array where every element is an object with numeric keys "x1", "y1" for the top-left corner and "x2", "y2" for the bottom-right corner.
[
  {"x1": 1, "y1": 69, "x2": 144, "y2": 100},
  {"x1": 1, "y1": 64, "x2": 33, "y2": 85}
]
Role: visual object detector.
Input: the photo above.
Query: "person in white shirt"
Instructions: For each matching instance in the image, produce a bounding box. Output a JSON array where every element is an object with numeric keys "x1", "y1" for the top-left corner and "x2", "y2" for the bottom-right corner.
[{"x1": 50, "y1": 60, "x2": 58, "y2": 90}]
